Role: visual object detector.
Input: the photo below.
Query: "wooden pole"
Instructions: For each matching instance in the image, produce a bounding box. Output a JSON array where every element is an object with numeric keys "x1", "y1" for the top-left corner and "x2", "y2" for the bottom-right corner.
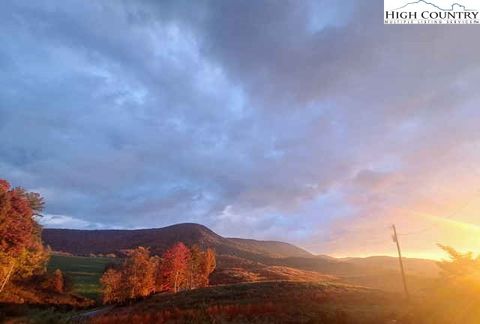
[{"x1": 392, "y1": 224, "x2": 409, "y2": 301}]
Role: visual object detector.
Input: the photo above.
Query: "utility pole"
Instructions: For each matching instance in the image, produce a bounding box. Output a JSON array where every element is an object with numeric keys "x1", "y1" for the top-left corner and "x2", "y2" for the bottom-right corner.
[{"x1": 392, "y1": 224, "x2": 409, "y2": 301}]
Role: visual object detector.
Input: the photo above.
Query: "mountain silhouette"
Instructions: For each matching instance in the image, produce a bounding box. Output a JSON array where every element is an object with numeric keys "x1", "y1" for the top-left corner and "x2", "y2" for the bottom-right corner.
[
  {"x1": 394, "y1": 0, "x2": 473, "y2": 11},
  {"x1": 43, "y1": 223, "x2": 312, "y2": 258}
]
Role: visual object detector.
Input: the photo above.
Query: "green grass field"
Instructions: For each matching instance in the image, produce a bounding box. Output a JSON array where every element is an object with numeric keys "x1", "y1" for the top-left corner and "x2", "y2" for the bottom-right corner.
[{"x1": 48, "y1": 255, "x2": 118, "y2": 300}]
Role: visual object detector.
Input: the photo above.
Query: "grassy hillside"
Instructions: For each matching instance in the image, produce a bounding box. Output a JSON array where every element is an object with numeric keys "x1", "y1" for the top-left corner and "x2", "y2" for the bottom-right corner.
[
  {"x1": 227, "y1": 237, "x2": 312, "y2": 257},
  {"x1": 212, "y1": 255, "x2": 337, "y2": 284},
  {"x1": 90, "y1": 281, "x2": 407, "y2": 323},
  {"x1": 48, "y1": 255, "x2": 117, "y2": 300}
]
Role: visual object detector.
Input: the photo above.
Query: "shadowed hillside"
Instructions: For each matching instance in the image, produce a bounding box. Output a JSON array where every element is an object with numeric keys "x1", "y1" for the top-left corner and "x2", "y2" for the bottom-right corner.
[
  {"x1": 227, "y1": 237, "x2": 312, "y2": 258},
  {"x1": 43, "y1": 223, "x2": 312, "y2": 260}
]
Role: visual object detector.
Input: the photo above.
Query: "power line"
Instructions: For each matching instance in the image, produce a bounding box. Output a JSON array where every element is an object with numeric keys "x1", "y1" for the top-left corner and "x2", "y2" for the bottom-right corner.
[
  {"x1": 306, "y1": 190, "x2": 480, "y2": 251},
  {"x1": 397, "y1": 191, "x2": 480, "y2": 236}
]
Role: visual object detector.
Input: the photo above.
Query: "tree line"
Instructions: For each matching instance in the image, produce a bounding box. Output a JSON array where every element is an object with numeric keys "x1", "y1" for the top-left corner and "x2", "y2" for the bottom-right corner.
[{"x1": 101, "y1": 243, "x2": 216, "y2": 304}]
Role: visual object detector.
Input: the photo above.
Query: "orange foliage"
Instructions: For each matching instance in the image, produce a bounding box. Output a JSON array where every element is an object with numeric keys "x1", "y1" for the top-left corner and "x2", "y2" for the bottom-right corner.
[
  {"x1": 101, "y1": 247, "x2": 156, "y2": 304},
  {"x1": 123, "y1": 247, "x2": 157, "y2": 299},
  {"x1": 201, "y1": 248, "x2": 216, "y2": 287},
  {"x1": 51, "y1": 269, "x2": 65, "y2": 294},
  {"x1": 100, "y1": 243, "x2": 216, "y2": 304},
  {"x1": 0, "y1": 179, "x2": 48, "y2": 292},
  {"x1": 160, "y1": 242, "x2": 190, "y2": 293},
  {"x1": 101, "y1": 268, "x2": 124, "y2": 304}
]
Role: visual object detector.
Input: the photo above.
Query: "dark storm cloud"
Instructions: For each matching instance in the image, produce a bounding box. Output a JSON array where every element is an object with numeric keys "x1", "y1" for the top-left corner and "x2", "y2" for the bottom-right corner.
[{"x1": 2, "y1": 0, "x2": 480, "y2": 255}]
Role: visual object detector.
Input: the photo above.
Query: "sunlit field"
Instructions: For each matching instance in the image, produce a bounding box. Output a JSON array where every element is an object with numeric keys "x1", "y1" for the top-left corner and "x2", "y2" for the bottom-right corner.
[{"x1": 47, "y1": 255, "x2": 117, "y2": 300}]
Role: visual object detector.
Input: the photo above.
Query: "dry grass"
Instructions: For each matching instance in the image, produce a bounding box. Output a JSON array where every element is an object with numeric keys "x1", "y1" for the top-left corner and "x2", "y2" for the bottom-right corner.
[
  {"x1": 90, "y1": 281, "x2": 406, "y2": 323},
  {"x1": 210, "y1": 254, "x2": 337, "y2": 285}
]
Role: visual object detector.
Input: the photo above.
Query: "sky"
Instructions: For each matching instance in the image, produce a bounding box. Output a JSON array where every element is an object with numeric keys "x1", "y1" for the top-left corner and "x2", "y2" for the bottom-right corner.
[{"x1": 1, "y1": 0, "x2": 480, "y2": 259}]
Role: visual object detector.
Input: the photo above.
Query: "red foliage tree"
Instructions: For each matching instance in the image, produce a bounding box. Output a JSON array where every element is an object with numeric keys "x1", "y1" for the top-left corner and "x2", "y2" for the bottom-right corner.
[
  {"x1": 160, "y1": 242, "x2": 191, "y2": 292},
  {"x1": 0, "y1": 179, "x2": 48, "y2": 293}
]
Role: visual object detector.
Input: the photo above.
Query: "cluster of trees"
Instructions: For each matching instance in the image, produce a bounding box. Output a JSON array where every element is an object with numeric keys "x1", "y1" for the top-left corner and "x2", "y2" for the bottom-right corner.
[
  {"x1": 101, "y1": 243, "x2": 216, "y2": 304},
  {"x1": 0, "y1": 179, "x2": 49, "y2": 293}
]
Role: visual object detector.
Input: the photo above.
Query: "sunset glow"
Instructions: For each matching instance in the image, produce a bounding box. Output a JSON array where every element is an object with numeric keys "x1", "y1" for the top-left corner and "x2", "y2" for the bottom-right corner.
[{"x1": 3, "y1": 1, "x2": 480, "y2": 322}]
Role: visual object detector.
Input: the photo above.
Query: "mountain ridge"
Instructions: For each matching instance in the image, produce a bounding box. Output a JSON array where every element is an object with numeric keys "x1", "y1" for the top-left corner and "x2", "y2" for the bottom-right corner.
[{"x1": 42, "y1": 223, "x2": 312, "y2": 259}]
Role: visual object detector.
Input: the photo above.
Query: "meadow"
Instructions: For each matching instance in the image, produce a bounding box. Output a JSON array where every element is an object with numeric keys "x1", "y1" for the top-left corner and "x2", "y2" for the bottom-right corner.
[{"x1": 47, "y1": 255, "x2": 116, "y2": 300}]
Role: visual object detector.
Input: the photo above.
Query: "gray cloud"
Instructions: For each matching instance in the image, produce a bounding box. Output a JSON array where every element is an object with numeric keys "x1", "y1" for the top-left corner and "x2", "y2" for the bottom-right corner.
[{"x1": 2, "y1": 0, "x2": 480, "y2": 256}]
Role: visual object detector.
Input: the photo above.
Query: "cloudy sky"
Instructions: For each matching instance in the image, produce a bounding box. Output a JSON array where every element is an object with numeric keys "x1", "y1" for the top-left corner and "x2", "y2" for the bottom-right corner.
[{"x1": 2, "y1": 0, "x2": 480, "y2": 258}]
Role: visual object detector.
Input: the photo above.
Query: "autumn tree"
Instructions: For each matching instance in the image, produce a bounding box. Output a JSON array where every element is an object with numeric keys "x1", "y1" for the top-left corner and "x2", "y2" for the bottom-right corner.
[
  {"x1": 0, "y1": 179, "x2": 49, "y2": 293},
  {"x1": 437, "y1": 244, "x2": 480, "y2": 279},
  {"x1": 51, "y1": 269, "x2": 65, "y2": 294},
  {"x1": 153, "y1": 256, "x2": 167, "y2": 292},
  {"x1": 187, "y1": 246, "x2": 216, "y2": 289},
  {"x1": 101, "y1": 268, "x2": 124, "y2": 304},
  {"x1": 188, "y1": 245, "x2": 203, "y2": 289},
  {"x1": 100, "y1": 247, "x2": 156, "y2": 304},
  {"x1": 199, "y1": 248, "x2": 216, "y2": 287},
  {"x1": 123, "y1": 247, "x2": 156, "y2": 299},
  {"x1": 161, "y1": 242, "x2": 191, "y2": 292}
]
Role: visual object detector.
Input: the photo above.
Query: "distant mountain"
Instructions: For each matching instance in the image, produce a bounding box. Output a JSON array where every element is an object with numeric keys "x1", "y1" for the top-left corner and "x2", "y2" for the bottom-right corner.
[
  {"x1": 227, "y1": 237, "x2": 312, "y2": 258},
  {"x1": 42, "y1": 223, "x2": 312, "y2": 259},
  {"x1": 341, "y1": 256, "x2": 439, "y2": 277}
]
